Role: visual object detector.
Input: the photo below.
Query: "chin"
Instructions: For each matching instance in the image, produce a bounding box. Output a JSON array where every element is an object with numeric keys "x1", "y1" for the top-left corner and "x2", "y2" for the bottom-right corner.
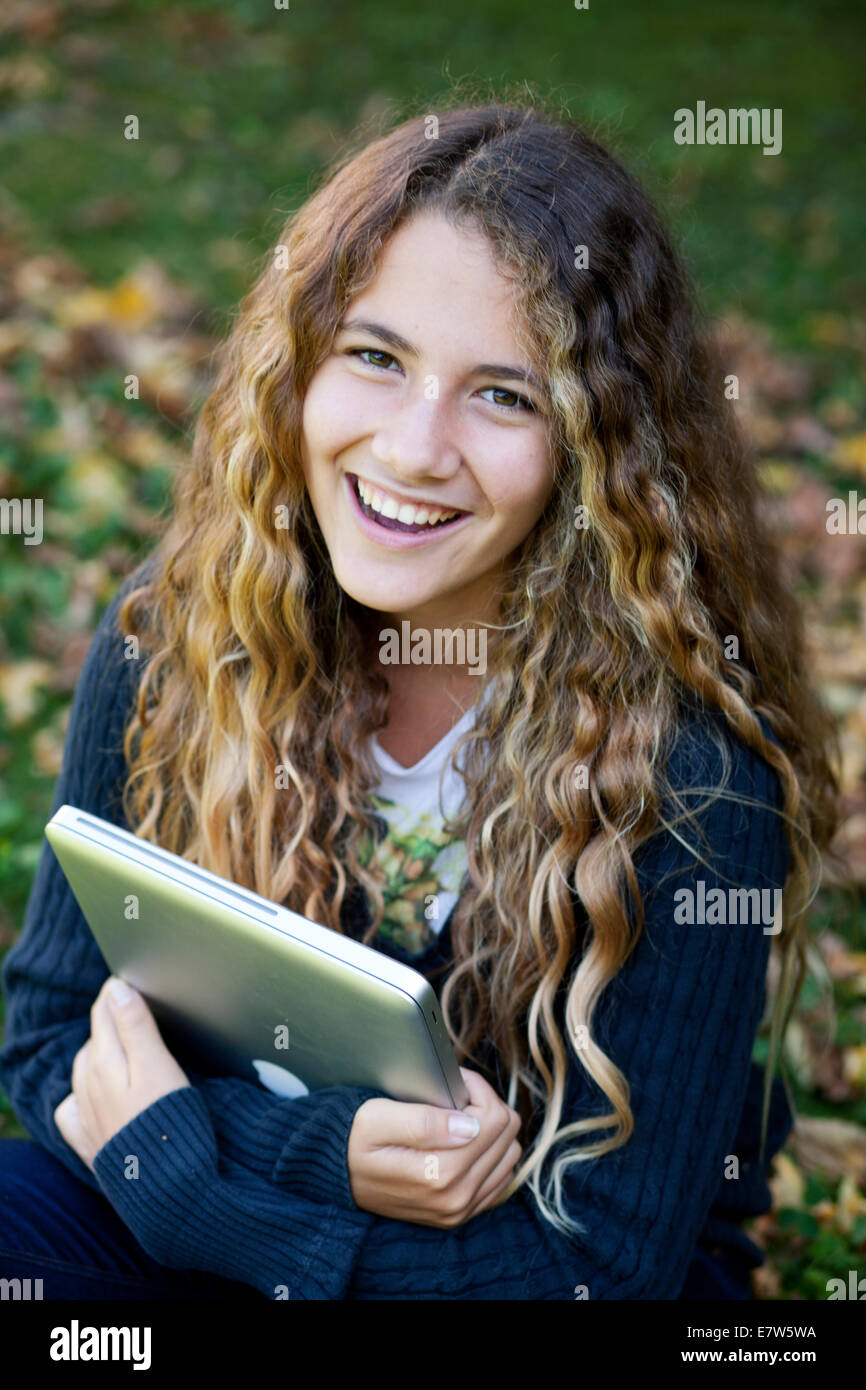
[{"x1": 336, "y1": 576, "x2": 434, "y2": 613}]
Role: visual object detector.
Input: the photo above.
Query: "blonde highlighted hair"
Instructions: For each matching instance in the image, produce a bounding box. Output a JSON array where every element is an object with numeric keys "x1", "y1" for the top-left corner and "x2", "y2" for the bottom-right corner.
[{"x1": 116, "y1": 85, "x2": 840, "y2": 1237}]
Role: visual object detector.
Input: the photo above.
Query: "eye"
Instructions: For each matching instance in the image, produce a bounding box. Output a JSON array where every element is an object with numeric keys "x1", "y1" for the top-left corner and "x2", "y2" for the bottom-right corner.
[
  {"x1": 480, "y1": 386, "x2": 537, "y2": 414},
  {"x1": 344, "y1": 348, "x2": 538, "y2": 414},
  {"x1": 346, "y1": 347, "x2": 400, "y2": 371}
]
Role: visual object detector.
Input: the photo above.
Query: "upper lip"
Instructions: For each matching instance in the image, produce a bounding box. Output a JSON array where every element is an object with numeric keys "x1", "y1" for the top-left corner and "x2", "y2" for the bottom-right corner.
[{"x1": 349, "y1": 472, "x2": 468, "y2": 515}]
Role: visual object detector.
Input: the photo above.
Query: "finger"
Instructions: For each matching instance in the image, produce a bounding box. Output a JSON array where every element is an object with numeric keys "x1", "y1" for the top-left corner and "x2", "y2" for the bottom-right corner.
[
  {"x1": 458, "y1": 1066, "x2": 503, "y2": 1109},
  {"x1": 89, "y1": 983, "x2": 130, "y2": 1084},
  {"x1": 363, "y1": 1096, "x2": 484, "y2": 1152},
  {"x1": 465, "y1": 1137, "x2": 523, "y2": 1216},
  {"x1": 388, "y1": 1112, "x2": 520, "y2": 1229},
  {"x1": 386, "y1": 1094, "x2": 520, "y2": 1206},
  {"x1": 53, "y1": 1092, "x2": 77, "y2": 1143},
  {"x1": 366, "y1": 1069, "x2": 518, "y2": 1153},
  {"x1": 54, "y1": 1093, "x2": 84, "y2": 1153},
  {"x1": 55, "y1": 1093, "x2": 95, "y2": 1171},
  {"x1": 103, "y1": 978, "x2": 167, "y2": 1079},
  {"x1": 92, "y1": 977, "x2": 125, "y2": 1039},
  {"x1": 70, "y1": 1038, "x2": 91, "y2": 1098},
  {"x1": 445, "y1": 1105, "x2": 521, "y2": 1201},
  {"x1": 70, "y1": 1037, "x2": 104, "y2": 1136},
  {"x1": 457, "y1": 1066, "x2": 522, "y2": 1147}
]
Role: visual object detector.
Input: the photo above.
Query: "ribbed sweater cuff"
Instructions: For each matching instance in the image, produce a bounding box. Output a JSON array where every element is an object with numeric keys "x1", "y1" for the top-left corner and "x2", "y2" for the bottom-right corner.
[
  {"x1": 92, "y1": 1085, "x2": 374, "y2": 1299},
  {"x1": 266, "y1": 1086, "x2": 384, "y2": 1207}
]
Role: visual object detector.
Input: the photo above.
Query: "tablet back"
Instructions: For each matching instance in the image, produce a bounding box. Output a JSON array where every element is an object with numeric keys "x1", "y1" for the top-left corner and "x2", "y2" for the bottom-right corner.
[{"x1": 45, "y1": 804, "x2": 469, "y2": 1109}]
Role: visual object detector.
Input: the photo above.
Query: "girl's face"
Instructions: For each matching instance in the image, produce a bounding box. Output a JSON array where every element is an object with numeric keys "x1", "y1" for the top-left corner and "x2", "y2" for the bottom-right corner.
[{"x1": 300, "y1": 210, "x2": 556, "y2": 629}]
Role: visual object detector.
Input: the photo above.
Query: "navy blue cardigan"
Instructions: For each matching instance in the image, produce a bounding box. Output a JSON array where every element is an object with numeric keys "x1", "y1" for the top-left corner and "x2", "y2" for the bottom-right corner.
[{"x1": 0, "y1": 567, "x2": 793, "y2": 1298}]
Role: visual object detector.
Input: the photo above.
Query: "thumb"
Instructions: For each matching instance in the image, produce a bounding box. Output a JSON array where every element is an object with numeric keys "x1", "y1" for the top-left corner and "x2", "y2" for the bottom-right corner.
[
  {"x1": 409, "y1": 1069, "x2": 493, "y2": 1148},
  {"x1": 394, "y1": 1100, "x2": 480, "y2": 1150}
]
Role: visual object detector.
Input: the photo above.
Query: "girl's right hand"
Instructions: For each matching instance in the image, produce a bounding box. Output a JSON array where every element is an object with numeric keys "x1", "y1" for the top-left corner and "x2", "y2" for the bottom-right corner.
[{"x1": 347, "y1": 1066, "x2": 522, "y2": 1227}]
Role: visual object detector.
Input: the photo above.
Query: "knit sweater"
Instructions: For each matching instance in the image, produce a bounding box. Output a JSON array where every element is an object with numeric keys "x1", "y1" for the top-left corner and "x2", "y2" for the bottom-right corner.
[{"x1": 0, "y1": 565, "x2": 794, "y2": 1299}]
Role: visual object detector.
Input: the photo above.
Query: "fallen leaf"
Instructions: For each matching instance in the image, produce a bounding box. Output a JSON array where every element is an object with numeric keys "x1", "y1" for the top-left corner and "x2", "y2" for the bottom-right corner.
[
  {"x1": 833, "y1": 432, "x2": 866, "y2": 480},
  {"x1": 32, "y1": 716, "x2": 66, "y2": 775},
  {"x1": 769, "y1": 1151, "x2": 806, "y2": 1209},
  {"x1": 0, "y1": 659, "x2": 54, "y2": 724},
  {"x1": 835, "y1": 1174, "x2": 866, "y2": 1235}
]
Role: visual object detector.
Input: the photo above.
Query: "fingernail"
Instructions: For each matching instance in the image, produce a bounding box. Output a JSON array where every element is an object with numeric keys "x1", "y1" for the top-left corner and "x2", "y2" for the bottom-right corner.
[
  {"x1": 448, "y1": 1113, "x2": 480, "y2": 1139},
  {"x1": 108, "y1": 978, "x2": 134, "y2": 1006}
]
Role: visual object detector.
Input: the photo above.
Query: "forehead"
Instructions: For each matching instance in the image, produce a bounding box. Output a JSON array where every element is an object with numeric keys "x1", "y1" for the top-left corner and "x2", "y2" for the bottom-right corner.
[{"x1": 345, "y1": 212, "x2": 531, "y2": 358}]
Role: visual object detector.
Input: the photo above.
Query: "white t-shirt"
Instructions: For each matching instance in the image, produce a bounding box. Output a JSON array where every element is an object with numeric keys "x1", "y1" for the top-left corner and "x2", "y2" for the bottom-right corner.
[{"x1": 359, "y1": 703, "x2": 477, "y2": 956}]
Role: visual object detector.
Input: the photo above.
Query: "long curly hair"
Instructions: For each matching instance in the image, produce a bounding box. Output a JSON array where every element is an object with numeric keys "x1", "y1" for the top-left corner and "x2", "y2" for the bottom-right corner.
[{"x1": 116, "y1": 88, "x2": 840, "y2": 1237}]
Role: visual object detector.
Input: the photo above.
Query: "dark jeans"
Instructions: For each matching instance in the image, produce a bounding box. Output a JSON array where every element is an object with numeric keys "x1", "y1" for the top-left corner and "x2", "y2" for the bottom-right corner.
[{"x1": 0, "y1": 1137, "x2": 752, "y2": 1300}]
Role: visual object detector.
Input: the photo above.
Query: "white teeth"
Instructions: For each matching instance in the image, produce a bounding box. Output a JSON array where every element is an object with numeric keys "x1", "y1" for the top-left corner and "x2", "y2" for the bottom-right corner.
[{"x1": 355, "y1": 477, "x2": 460, "y2": 528}]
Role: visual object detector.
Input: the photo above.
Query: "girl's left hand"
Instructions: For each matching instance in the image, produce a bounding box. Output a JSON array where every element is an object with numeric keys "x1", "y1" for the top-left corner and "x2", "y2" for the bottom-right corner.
[{"x1": 54, "y1": 976, "x2": 190, "y2": 1172}]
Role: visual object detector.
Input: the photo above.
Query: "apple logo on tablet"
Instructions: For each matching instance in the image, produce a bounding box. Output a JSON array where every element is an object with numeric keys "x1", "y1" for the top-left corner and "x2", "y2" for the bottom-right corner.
[{"x1": 251, "y1": 1058, "x2": 310, "y2": 1098}]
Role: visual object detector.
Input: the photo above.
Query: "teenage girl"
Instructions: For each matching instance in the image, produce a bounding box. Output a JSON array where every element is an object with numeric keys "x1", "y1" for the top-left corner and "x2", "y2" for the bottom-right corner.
[{"x1": 0, "y1": 98, "x2": 838, "y2": 1300}]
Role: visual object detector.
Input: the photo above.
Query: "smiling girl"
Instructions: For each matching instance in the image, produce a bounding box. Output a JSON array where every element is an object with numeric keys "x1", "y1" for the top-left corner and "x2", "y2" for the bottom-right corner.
[{"x1": 0, "y1": 97, "x2": 839, "y2": 1300}]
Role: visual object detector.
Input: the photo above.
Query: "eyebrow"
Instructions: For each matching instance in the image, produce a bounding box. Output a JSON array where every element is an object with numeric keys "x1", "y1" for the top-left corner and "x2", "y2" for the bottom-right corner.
[{"x1": 338, "y1": 317, "x2": 545, "y2": 394}]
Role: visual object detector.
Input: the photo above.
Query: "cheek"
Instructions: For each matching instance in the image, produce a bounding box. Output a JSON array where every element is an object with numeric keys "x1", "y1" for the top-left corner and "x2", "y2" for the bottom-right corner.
[
  {"x1": 523, "y1": 443, "x2": 557, "y2": 514},
  {"x1": 299, "y1": 377, "x2": 334, "y2": 462},
  {"x1": 484, "y1": 446, "x2": 555, "y2": 521},
  {"x1": 302, "y1": 367, "x2": 373, "y2": 459}
]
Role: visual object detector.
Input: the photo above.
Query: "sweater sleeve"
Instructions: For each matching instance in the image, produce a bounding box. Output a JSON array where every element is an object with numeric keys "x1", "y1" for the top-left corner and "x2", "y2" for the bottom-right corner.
[
  {"x1": 94, "y1": 715, "x2": 790, "y2": 1300},
  {"x1": 92, "y1": 1084, "x2": 376, "y2": 1300},
  {"x1": 0, "y1": 567, "x2": 386, "y2": 1210}
]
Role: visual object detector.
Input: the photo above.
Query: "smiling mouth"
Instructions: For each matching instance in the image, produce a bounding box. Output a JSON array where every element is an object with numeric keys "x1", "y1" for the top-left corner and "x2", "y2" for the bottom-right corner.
[{"x1": 347, "y1": 473, "x2": 468, "y2": 535}]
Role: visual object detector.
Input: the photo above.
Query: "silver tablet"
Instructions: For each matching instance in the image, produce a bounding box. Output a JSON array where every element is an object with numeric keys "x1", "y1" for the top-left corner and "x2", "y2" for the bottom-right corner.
[{"x1": 44, "y1": 804, "x2": 469, "y2": 1109}]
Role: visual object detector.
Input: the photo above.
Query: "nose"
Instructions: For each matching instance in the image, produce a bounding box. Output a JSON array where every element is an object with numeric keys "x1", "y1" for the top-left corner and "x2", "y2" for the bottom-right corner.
[{"x1": 369, "y1": 392, "x2": 462, "y2": 483}]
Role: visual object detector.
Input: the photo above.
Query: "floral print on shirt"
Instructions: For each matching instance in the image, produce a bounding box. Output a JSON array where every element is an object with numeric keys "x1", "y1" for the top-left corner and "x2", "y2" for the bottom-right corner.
[{"x1": 356, "y1": 793, "x2": 467, "y2": 955}]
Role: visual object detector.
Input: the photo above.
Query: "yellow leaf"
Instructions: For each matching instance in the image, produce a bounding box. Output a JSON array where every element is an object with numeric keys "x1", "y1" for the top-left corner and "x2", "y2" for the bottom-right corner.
[
  {"x1": 0, "y1": 659, "x2": 54, "y2": 725},
  {"x1": 68, "y1": 452, "x2": 129, "y2": 521},
  {"x1": 782, "y1": 1018, "x2": 814, "y2": 1088},
  {"x1": 842, "y1": 1043, "x2": 866, "y2": 1087},
  {"x1": 822, "y1": 945, "x2": 866, "y2": 980},
  {"x1": 757, "y1": 459, "x2": 799, "y2": 493},
  {"x1": 120, "y1": 427, "x2": 168, "y2": 468},
  {"x1": 105, "y1": 278, "x2": 153, "y2": 324},
  {"x1": 788, "y1": 1115, "x2": 866, "y2": 1184},
  {"x1": 833, "y1": 431, "x2": 866, "y2": 480},
  {"x1": 835, "y1": 1174, "x2": 866, "y2": 1235},
  {"x1": 808, "y1": 313, "x2": 848, "y2": 346},
  {"x1": 770, "y1": 1151, "x2": 805, "y2": 1210},
  {"x1": 0, "y1": 322, "x2": 30, "y2": 361},
  {"x1": 33, "y1": 719, "x2": 66, "y2": 775},
  {"x1": 809, "y1": 1198, "x2": 836, "y2": 1226},
  {"x1": 54, "y1": 288, "x2": 113, "y2": 329}
]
